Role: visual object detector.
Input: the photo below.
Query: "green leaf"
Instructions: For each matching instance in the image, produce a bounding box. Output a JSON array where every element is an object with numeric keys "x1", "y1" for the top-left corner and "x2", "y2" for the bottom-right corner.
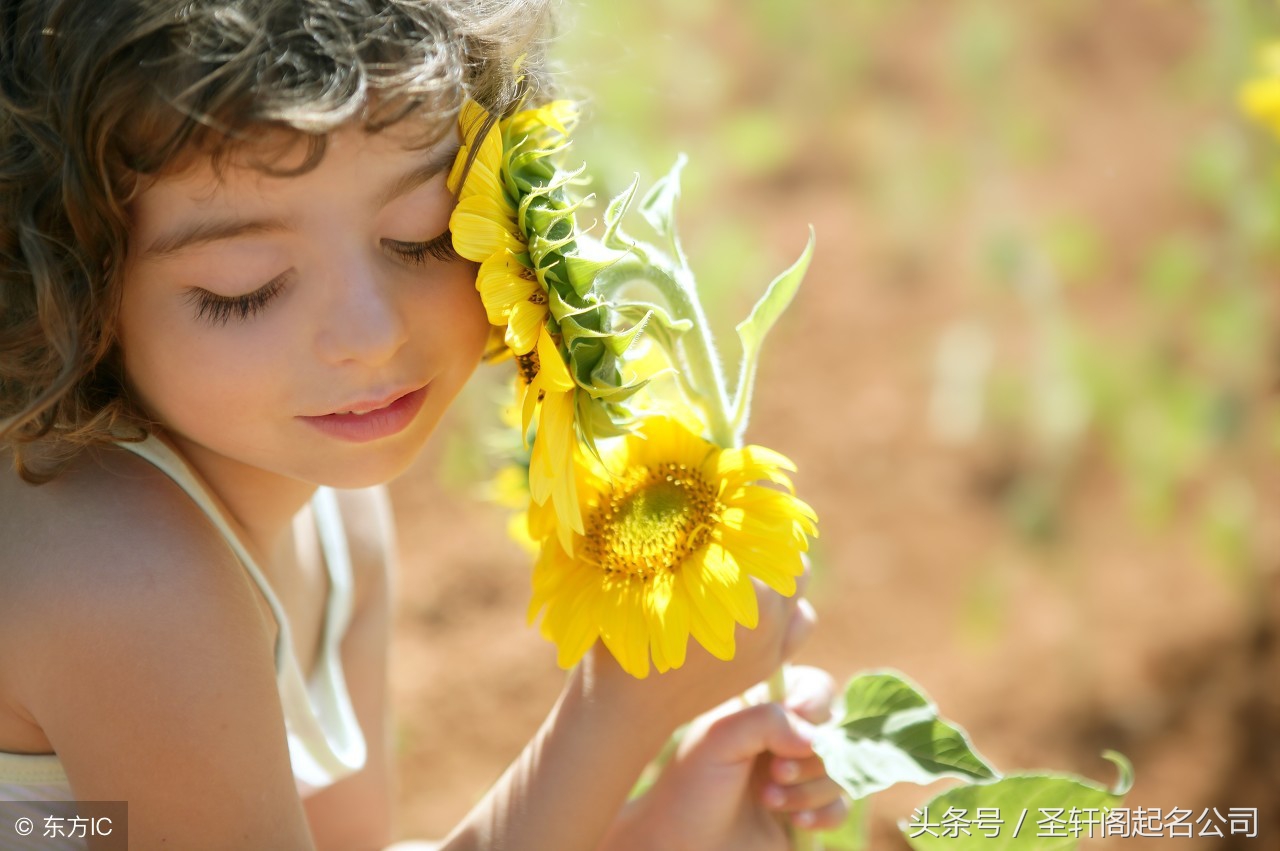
[
  {"x1": 811, "y1": 671, "x2": 997, "y2": 802},
  {"x1": 613, "y1": 301, "x2": 694, "y2": 336},
  {"x1": 639, "y1": 154, "x2": 687, "y2": 240},
  {"x1": 839, "y1": 670, "x2": 931, "y2": 721},
  {"x1": 902, "y1": 753, "x2": 1133, "y2": 851},
  {"x1": 603, "y1": 175, "x2": 641, "y2": 252},
  {"x1": 730, "y1": 227, "x2": 815, "y2": 437},
  {"x1": 602, "y1": 310, "x2": 649, "y2": 358}
]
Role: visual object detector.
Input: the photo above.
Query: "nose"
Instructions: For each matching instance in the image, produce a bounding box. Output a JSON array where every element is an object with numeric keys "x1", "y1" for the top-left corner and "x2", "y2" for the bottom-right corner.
[{"x1": 314, "y1": 254, "x2": 410, "y2": 367}]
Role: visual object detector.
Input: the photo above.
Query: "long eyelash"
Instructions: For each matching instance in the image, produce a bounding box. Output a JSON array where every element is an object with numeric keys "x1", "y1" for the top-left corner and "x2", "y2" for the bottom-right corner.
[
  {"x1": 186, "y1": 274, "x2": 287, "y2": 327},
  {"x1": 387, "y1": 230, "x2": 461, "y2": 266}
]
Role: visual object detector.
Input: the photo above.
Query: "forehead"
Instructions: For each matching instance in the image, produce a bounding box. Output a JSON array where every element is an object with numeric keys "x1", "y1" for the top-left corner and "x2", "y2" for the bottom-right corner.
[
  {"x1": 141, "y1": 116, "x2": 458, "y2": 201},
  {"x1": 129, "y1": 118, "x2": 458, "y2": 212},
  {"x1": 125, "y1": 120, "x2": 462, "y2": 258}
]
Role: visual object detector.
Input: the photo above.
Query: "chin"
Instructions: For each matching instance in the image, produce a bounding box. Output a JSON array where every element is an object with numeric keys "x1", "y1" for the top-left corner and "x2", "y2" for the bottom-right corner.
[
  {"x1": 306, "y1": 448, "x2": 416, "y2": 490},
  {"x1": 307, "y1": 430, "x2": 435, "y2": 489}
]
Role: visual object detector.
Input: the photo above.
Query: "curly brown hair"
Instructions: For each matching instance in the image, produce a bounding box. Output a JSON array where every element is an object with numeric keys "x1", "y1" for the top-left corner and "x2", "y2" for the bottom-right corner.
[{"x1": 0, "y1": 0, "x2": 555, "y2": 482}]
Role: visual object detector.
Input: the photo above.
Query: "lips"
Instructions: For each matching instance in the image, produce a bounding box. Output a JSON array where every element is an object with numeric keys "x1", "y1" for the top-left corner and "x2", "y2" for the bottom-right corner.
[
  {"x1": 313, "y1": 386, "x2": 421, "y2": 418},
  {"x1": 299, "y1": 383, "x2": 431, "y2": 443}
]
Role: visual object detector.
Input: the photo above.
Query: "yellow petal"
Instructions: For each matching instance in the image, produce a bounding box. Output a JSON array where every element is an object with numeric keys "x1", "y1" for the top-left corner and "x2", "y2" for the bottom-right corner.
[
  {"x1": 457, "y1": 156, "x2": 507, "y2": 208},
  {"x1": 680, "y1": 551, "x2": 736, "y2": 647},
  {"x1": 599, "y1": 579, "x2": 649, "y2": 678},
  {"x1": 645, "y1": 571, "x2": 690, "y2": 671},
  {"x1": 552, "y1": 573, "x2": 602, "y2": 669},
  {"x1": 626, "y1": 415, "x2": 712, "y2": 471},
  {"x1": 446, "y1": 142, "x2": 471, "y2": 196},
  {"x1": 504, "y1": 100, "x2": 578, "y2": 143},
  {"x1": 685, "y1": 579, "x2": 735, "y2": 661},
  {"x1": 526, "y1": 495, "x2": 556, "y2": 543},
  {"x1": 505, "y1": 298, "x2": 549, "y2": 355},
  {"x1": 716, "y1": 444, "x2": 798, "y2": 492},
  {"x1": 534, "y1": 329, "x2": 575, "y2": 393},
  {"x1": 715, "y1": 526, "x2": 801, "y2": 596},
  {"x1": 451, "y1": 102, "x2": 504, "y2": 189},
  {"x1": 476, "y1": 253, "x2": 538, "y2": 322},
  {"x1": 539, "y1": 390, "x2": 584, "y2": 544},
  {"x1": 450, "y1": 195, "x2": 522, "y2": 262},
  {"x1": 726, "y1": 487, "x2": 819, "y2": 538},
  {"x1": 697, "y1": 544, "x2": 759, "y2": 630}
]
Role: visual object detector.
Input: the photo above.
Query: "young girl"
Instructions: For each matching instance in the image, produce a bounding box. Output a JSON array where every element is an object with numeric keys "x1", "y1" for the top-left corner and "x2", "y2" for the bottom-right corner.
[{"x1": 0, "y1": 2, "x2": 848, "y2": 848}]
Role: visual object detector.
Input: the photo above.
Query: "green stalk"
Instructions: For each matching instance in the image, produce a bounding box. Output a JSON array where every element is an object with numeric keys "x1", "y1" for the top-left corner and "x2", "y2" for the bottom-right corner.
[{"x1": 593, "y1": 257, "x2": 735, "y2": 447}]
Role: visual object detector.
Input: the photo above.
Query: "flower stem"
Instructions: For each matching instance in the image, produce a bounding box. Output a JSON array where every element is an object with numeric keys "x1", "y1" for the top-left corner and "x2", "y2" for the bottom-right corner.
[
  {"x1": 665, "y1": 264, "x2": 736, "y2": 448},
  {"x1": 594, "y1": 255, "x2": 735, "y2": 447},
  {"x1": 766, "y1": 669, "x2": 821, "y2": 850}
]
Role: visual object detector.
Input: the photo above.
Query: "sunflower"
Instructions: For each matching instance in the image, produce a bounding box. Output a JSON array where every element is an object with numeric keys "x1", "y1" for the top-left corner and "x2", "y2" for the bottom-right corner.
[
  {"x1": 526, "y1": 415, "x2": 818, "y2": 679},
  {"x1": 448, "y1": 100, "x2": 551, "y2": 355},
  {"x1": 449, "y1": 99, "x2": 590, "y2": 537}
]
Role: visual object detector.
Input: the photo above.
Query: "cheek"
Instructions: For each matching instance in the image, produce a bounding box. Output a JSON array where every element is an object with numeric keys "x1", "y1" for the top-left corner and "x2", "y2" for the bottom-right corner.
[
  {"x1": 423, "y1": 262, "x2": 490, "y2": 363},
  {"x1": 116, "y1": 285, "x2": 279, "y2": 423}
]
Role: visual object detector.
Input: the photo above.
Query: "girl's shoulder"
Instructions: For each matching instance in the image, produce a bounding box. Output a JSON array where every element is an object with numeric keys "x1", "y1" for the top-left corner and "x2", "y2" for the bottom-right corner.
[
  {"x1": 0, "y1": 442, "x2": 267, "y2": 680},
  {"x1": 0, "y1": 442, "x2": 239, "y2": 590},
  {"x1": 0, "y1": 445, "x2": 315, "y2": 846}
]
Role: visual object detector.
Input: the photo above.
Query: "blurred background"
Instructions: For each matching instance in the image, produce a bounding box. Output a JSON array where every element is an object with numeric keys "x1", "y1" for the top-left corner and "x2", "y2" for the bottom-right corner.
[{"x1": 387, "y1": 0, "x2": 1280, "y2": 846}]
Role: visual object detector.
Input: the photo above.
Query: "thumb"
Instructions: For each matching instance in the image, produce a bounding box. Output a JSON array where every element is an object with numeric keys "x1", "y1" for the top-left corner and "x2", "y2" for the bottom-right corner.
[{"x1": 688, "y1": 702, "x2": 818, "y2": 767}]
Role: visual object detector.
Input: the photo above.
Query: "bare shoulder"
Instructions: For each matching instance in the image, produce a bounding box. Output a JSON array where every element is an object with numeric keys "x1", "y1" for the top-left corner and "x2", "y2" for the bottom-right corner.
[
  {"x1": 0, "y1": 443, "x2": 269, "y2": 707},
  {"x1": 0, "y1": 443, "x2": 251, "y2": 615},
  {"x1": 0, "y1": 445, "x2": 314, "y2": 847}
]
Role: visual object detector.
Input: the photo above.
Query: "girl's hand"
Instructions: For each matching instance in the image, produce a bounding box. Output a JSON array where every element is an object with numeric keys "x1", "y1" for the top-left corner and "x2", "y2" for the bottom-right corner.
[{"x1": 604, "y1": 666, "x2": 850, "y2": 851}]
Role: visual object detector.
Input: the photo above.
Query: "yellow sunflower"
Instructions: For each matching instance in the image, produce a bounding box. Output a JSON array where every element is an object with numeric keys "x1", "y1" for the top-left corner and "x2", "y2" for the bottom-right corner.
[
  {"x1": 448, "y1": 100, "x2": 548, "y2": 355},
  {"x1": 527, "y1": 415, "x2": 818, "y2": 679},
  {"x1": 1241, "y1": 43, "x2": 1280, "y2": 138},
  {"x1": 518, "y1": 327, "x2": 585, "y2": 553},
  {"x1": 448, "y1": 100, "x2": 585, "y2": 541},
  {"x1": 503, "y1": 99, "x2": 578, "y2": 143}
]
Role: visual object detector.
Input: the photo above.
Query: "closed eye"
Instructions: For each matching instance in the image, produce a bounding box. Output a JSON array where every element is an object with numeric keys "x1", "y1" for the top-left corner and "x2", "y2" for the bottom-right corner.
[
  {"x1": 384, "y1": 230, "x2": 460, "y2": 266},
  {"x1": 185, "y1": 272, "x2": 289, "y2": 327}
]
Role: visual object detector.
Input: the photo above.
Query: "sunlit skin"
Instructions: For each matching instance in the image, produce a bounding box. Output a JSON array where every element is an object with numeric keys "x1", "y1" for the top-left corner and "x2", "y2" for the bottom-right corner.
[{"x1": 119, "y1": 121, "x2": 488, "y2": 567}]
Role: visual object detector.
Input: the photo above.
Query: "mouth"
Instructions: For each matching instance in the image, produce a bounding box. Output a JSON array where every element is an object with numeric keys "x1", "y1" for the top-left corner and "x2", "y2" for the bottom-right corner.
[
  {"x1": 297, "y1": 383, "x2": 432, "y2": 443},
  {"x1": 313, "y1": 385, "x2": 424, "y2": 418}
]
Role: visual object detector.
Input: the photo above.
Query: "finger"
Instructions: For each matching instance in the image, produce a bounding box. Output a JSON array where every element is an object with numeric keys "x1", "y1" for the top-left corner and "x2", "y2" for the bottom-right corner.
[
  {"x1": 770, "y1": 754, "x2": 830, "y2": 786},
  {"x1": 782, "y1": 665, "x2": 836, "y2": 724},
  {"x1": 761, "y1": 775, "x2": 846, "y2": 815},
  {"x1": 789, "y1": 796, "x2": 851, "y2": 832},
  {"x1": 690, "y1": 702, "x2": 816, "y2": 766},
  {"x1": 780, "y1": 596, "x2": 817, "y2": 660}
]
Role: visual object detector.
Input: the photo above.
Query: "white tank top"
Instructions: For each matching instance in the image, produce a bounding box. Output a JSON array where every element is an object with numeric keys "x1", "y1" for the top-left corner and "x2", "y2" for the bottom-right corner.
[{"x1": 0, "y1": 435, "x2": 368, "y2": 848}]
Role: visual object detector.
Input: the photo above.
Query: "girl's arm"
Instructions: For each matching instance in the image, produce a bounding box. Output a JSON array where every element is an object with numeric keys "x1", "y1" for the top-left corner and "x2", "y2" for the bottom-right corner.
[{"x1": 438, "y1": 579, "x2": 815, "y2": 851}]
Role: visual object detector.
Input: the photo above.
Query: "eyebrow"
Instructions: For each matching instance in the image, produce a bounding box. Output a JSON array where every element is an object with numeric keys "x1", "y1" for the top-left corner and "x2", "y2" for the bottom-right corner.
[
  {"x1": 143, "y1": 217, "x2": 290, "y2": 258},
  {"x1": 374, "y1": 142, "x2": 462, "y2": 210},
  {"x1": 143, "y1": 142, "x2": 463, "y2": 258}
]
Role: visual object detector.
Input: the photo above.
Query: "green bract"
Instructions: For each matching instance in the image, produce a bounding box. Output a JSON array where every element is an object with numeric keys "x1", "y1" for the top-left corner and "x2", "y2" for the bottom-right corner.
[{"x1": 499, "y1": 105, "x2": 652, "y2": 457}]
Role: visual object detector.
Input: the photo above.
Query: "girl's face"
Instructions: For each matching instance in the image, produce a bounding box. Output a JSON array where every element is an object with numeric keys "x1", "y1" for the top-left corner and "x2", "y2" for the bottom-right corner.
[{"x1": 118, "y1": 122, "x2": 488, "y2": 489}]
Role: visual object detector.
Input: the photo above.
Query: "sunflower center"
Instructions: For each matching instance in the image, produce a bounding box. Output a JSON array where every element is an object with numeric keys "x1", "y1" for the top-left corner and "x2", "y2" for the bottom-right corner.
[
  {"x1": 586, "y1": 463, "x2": 721, "y2": 580},
  {"x1": 516, "y1": 347, "x2": 540, "y2": 386}
]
